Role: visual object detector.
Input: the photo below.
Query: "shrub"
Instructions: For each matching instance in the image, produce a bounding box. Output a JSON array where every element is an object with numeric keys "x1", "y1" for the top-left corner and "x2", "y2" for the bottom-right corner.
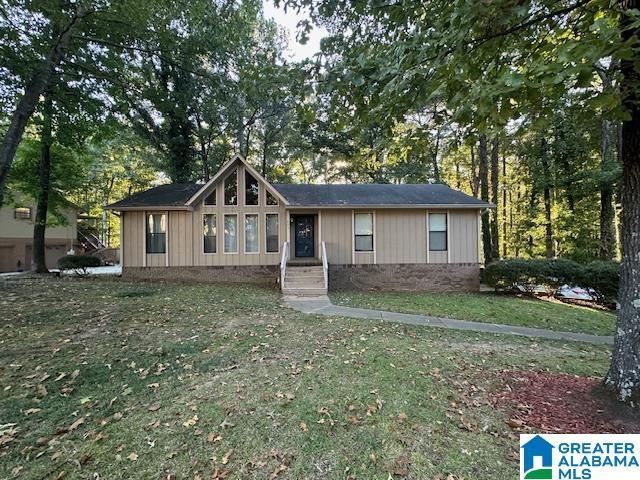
[
  {"x1": 484, "y1": 258, "x2": 619, "y2": 303},
  {"x1": 58, "y1": 255, "x2": 101, "y2": 277}
]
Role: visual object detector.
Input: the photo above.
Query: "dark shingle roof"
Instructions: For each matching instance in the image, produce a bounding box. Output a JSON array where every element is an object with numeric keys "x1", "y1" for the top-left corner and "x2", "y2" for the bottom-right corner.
[
  {"x1": 272, "y1": 183, "x2": 489, "y2": 207},
  {"x1": 107, "y1": 183, "x2": 201, "y2": 209},
  {"x1": 107, "y1": 182, "x2": 489, "y2": 209}
]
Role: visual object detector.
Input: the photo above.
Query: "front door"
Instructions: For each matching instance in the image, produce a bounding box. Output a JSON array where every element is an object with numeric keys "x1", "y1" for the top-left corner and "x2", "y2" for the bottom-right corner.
[{"x1": 294, "y1": 215, "x2": 315, "y2": 257}]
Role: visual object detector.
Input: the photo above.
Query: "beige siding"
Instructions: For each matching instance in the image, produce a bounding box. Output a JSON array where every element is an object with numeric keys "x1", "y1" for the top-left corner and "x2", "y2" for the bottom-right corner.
[
  {"x1": 122, "y1": 211, "x2": 144, "y2": 267},
  {"x1": 375, "y1": 209, "x2": 427, "y2": 264},
  {"x1": 449, "y1": 210, "x2": 479, "y2": 263},
  {"x1": 168, "y1": 210, "x2": 193, "y2": 266},
  {"x1": 319, "y1": 209, "x2": 352, "y2": 264},
  {"x1": 0, "y1": 194, "x2": 77, "y2": 241}
]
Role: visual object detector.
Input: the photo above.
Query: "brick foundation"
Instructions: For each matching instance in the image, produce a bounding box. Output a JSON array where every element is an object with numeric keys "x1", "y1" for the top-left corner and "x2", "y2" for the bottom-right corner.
[
  {"x1": 329, "y1": 263, "x2": 480, "y2": 292},
  {"x1": 123, "y1": 266, "x2": 279, "y2": 286}
]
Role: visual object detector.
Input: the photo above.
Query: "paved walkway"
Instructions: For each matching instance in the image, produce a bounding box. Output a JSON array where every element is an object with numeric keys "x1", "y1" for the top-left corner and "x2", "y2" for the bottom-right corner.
[{"x1": 283, "y1": 295, "x2": 613, "y2": 345}]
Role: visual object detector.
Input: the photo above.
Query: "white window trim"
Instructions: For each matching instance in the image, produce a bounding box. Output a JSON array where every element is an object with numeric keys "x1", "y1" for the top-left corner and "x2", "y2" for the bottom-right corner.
[
  {"x1": 202, "y1": 213, "x2": 218, "y2": 255},
  {"x1": 223, "y1": 213, "x2": 238, "y2": 254},
  {"x1": 145, "y1": 211, "x2": 168, "y2": 257},
  {"x1": 224, "y1": 169, "x2": 238, "y2": 206},
  {"x1": 243, "y1": 213, "x2": 260, "y2": 254},
  {"x1": 352, "y1": 211, "x2": 375, "y2": 255},
  {"x1": 428, "y1": 211, "x2": 448, "y2": 254},
  {"x1": 425, "y1": 209, "x2": 430, "y2": 264},
  {"x1": 244, "y1": 170, "x2": 260, "y2": 207},
  {"x1": 265, "y1": 212, "x2": 280, "y2": 254},
  {"x1": 447, "y1": 210, "x2": 451, "y2": 264}
]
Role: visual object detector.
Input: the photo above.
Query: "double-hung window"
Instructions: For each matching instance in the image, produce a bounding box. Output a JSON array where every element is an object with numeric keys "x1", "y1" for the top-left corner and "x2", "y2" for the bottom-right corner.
[
  {"x1": 428, "y1": 213, "x2": 447, "y2": 251},
  {"x1": 354, "y1": 213, "x2": 374, "y2": 252},
  {"x1": 146, "y1": 213, "x2": 166, "y2": 254},
  {"x1": 203, "y1": 214, "x2": 217, "y2": 253}
]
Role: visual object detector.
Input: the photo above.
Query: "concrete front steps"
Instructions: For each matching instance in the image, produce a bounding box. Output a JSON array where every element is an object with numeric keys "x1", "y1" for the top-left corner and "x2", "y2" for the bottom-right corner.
[{"x1": 282, "y1": 265, "x2": 327, "y2": 296}]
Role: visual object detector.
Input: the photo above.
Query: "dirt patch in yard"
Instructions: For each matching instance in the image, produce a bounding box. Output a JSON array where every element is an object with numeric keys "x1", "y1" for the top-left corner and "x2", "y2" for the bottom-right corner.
[{"x1": 490, "y1": 371, "x2": 640, "y2": 433}]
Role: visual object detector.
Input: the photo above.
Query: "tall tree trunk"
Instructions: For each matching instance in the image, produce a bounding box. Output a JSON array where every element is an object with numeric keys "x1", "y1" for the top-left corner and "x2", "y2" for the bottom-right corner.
[
  {"x1": 478, "y1": 135, "x2": 492, "y2": 263},
  {"x1": 470, "y1": 145, "x2": 479, "y2": 197},
  {"x1": 261, "y1": 140, "x2": 268, "y2": 180},
  {"x1": 540, "y1": 139, "x2": 554, "y2": 258},
  {"x1": 502, "y1": 154, "x2": 508, "y2": 258},
  {"x1": 0, "y1": 10, "x2": 84, "y2": 208},
  {"x1": 432, "y1": 128, "x2": 441, "y2": 182},
  {"x1": 605, "y1": 0, "x2": 640, "y2": 402},
  {"x1": 599, "y1": 117, "x2": 617, "y2": 260},
  {"x1": 490, "y1": 137, "x2": 500, "y2": 260},
  {"x1": 33, "y1": 93, "x2": 53, "y2": 274},
  {"x1": 454, "y1": 160, "x2": 461, "y2": 189}
]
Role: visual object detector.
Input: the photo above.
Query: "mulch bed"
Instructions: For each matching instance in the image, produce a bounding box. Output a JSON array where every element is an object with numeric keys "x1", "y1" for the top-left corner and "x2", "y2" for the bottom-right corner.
[{"x1": 490, "y1": 371, "x2": 640, "y2": 434}]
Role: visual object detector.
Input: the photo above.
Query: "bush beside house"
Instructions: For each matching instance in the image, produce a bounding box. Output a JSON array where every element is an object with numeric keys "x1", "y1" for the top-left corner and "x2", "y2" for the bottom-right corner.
[
  {"x1": 484, "y1": 259, "x2": 619, "y2": 304},
  {"x1": 58, "y1": 255, "x2": 101, "y2": 277}
]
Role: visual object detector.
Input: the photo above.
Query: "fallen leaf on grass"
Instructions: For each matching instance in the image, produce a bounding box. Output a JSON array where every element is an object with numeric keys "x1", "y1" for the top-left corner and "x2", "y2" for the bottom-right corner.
[
  {"x1": 148, "y1": 403, "x2": 161, "y2": 412},
  {"x1": 24, "y1": 408, "x2": 41, "y2": 416},
  {"x1": 68, "y1": 417, "x2": 85, "y2": 432},
  {"x1": 299, "y1": 422, "x2": 308, "y2": 432},
  {"x1": 207, "y1": 433, "x2": 222, "y2": 443},
  {"x1": 36, "y1": 384, "x2": 48, "y2": 398},
  {"x1": 270, "y1": 463, "x2": 287, "y2": 479},
  {"x1": 182, "y1": 415, "x2": 198, "y2": 427},
  {"x1": 127, "y1": 452, "x2": 138, "y2": 461},
  {"x1": 221, "y1": 449, "x2": 233, "y2": 465},
  {"x1": 507, "y1": 418, "x2": 525, "y2": 429}
]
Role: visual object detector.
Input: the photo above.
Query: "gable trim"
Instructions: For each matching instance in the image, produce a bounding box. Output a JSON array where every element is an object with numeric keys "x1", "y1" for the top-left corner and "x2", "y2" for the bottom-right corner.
[{"x1": 185, "y1": 155, "x2": 289, "y2": 207}]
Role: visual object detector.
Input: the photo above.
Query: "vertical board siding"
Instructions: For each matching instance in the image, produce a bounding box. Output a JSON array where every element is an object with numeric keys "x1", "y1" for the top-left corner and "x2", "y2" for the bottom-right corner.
[
  {"x1": 449, "y1": 210, "x2": 479, "y2": 263},
  {"x1": 320, "y1": 210, "x2": 352, "y2": 264},
  {"x1": 375, "y1": 209, "x2": 427, "y2": 264},
  {"x1": 122, "y1": 211, "x2": 144, "y2": 267}
]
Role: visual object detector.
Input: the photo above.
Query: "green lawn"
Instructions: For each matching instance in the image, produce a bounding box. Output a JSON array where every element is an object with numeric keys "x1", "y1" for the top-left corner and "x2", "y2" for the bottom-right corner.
[
  {"x1": 0, "y1": 277, "x2": 611, "y2": 479},
  {"x1": 331, "y1": 291, "x2": 615, "y2": 336}
]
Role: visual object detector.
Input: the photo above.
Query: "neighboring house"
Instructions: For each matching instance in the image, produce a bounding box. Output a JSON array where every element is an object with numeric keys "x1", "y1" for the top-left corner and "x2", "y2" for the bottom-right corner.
[
  {"x1": 106, "y1": 156, "x2": 491, "y2": 293},
  {"x1": 0, "y1": 194, "x2": 79, "y2": 272}
]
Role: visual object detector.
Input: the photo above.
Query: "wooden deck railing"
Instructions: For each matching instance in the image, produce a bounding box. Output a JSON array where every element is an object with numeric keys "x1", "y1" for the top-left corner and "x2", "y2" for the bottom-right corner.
[
  {"x1": 321, "y1": 241, "x2": 328, "y2": 291},
  {"x1": 280, "y1": 241, "x2": 289, "y2": 290}
]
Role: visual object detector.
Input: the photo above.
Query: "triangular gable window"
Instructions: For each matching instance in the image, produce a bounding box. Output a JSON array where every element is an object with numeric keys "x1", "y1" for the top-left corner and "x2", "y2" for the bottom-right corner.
[
  {"x1": 266, "y1": 190, "x2": 278, "y2": 206},
  {"x1": 204, "y1": 189, "x2": 216, "y2": 206},
  {"x1": 245, "y1": 171, "x2": 259, "y2": 205}
]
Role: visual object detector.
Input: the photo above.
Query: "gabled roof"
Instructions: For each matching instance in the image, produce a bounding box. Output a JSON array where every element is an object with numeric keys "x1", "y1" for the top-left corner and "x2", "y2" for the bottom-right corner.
[
  {"x1": 105, "y1": 183, "x2": 201, "y2": 210},
  {"x1": 185, "y1": 155, "x2": 289, "y2": 206},
  {"x1": 272, "y1": 183, "x2": 490, "y2": 208}
]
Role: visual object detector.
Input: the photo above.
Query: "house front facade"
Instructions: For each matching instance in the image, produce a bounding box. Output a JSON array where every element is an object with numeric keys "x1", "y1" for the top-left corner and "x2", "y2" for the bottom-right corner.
[
  {"x1": 0, "y1": 193, "x2": 79, "y2": 272},
  {"x1": 107, "y1": 156, "x2": 491, "y2": 293}
]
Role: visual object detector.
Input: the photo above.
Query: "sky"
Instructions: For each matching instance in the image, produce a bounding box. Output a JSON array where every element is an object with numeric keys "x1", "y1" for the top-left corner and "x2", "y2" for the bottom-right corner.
[{"x1": 262, "y1": 0, "x2": 328, "y2": 62}]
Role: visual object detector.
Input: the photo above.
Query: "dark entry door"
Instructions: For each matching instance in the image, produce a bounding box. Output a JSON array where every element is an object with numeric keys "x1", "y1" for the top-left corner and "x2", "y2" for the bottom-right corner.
[{"x1": 294, "y1": 215, "x2": 315, "y2": 257}]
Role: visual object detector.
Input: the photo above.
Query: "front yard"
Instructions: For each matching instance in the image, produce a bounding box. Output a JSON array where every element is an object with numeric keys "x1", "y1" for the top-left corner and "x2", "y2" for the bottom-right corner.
[
  {"x1": 0, "y1": 277, "x2": 617, "y2": 479},
  {"x1": 331, "y1": 291, "x2": 615, "y2": 336}
]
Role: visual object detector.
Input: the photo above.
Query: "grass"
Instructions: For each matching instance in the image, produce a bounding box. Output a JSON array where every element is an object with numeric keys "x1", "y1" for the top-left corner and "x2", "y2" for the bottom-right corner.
[
  {"x1": 0, "y1": 276, "x2": 612, "y2": 479},
  {"x1": 330, "y1": 291, "x2": 616, "y2": 336}
]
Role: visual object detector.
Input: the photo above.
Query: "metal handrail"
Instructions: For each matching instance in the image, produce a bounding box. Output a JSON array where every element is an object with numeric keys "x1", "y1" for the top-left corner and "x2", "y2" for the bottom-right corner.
[
  {"x1": 280, "y1": 241, "x2": 289, "y2": 289},
  {"x1": 321, "y1": 241, "x2": 328, "y2": 290}
]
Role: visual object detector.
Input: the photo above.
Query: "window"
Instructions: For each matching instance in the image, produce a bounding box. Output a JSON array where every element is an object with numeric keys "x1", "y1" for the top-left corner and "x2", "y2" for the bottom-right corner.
[
  {"x1": 14, "y1": 207, "x2": 31, "y2": 219},
  {"x1": 354, "y1": 213, "x2": 373, "y2": 252},
  {"x1": 266, "y1": 214, "x2": 279, "y2": 253},
  {"x1": 146, "y1": 213, "x2": 166, "y2": 254},
  {"x1": 203, "y1": 214, "x2": 216, "y2": 253},
  {"x1": 244, "y1": 214, "x2": 259, "y2": 253},
  {"x1": 224, "y1": 214, "x2": 237, "y2": 253},
  {"x1": 224, "y1": 170, "x2": 237, "y2": 205},
  {"x1": 204, "y1": 189, "x2": 216, "y2": 206},
  {"x1": 429, "y1": 213, "x2": 447, "y2": 251},
  {"x1": 245, "y1": 171, "x2": 259, "y2": 205},
  {"x1": 266, "y1": 190, "x2": 278, "y2": 206}
]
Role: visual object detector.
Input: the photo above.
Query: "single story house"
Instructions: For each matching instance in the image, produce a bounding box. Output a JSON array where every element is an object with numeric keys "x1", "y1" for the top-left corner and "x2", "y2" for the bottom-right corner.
[
  {"x1": 106, "y1": 156, "x2": 491, "y2": 294},
  {"x1": 0, "y1": 192, "x2": 80, "y2": 272}
]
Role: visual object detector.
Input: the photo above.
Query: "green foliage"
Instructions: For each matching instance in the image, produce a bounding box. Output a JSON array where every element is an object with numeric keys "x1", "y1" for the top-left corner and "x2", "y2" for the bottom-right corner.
[
  {"x1": 58, "y1": 254, "x2": 101, "y2": 276},
  {"x1": 484, "y1": 259, "x2": 619, "y2": 303}
]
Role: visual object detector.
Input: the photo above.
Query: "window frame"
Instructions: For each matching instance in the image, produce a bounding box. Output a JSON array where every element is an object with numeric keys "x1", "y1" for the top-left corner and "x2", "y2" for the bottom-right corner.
[
  {"x1": 244, "y1": 171, "x2": 259, "y2": 206},
  {"x1": 145, "y1": 213, "x2": 167, "y2": 254},
  {"x1": 14, "y1": 207, "x2": 32, "y2": 220},
  {"x1": 202, "y1": 213, "x2": 217, "y2": 254},
  {"x1": 353, "y1": 212, "x2": 374, "y2": 253},
  {"x1": 428, "y1": 212, "x2": 448, "y2": 252},
  {"x1": 224, "y1": 169, "x2": 238, "y2": 206},
  {"x1": 223, "y1": 213, "x2": 238, "y2": 254},
  {"x1": 266, "y1": 190, "x2": 278, "y2": 206},
  {"x1": 265, "y1": 213, "x2": 279, "y2": 253},
  {"x1": 244, "y1": 213, "x2": 259, "y2": 254}
]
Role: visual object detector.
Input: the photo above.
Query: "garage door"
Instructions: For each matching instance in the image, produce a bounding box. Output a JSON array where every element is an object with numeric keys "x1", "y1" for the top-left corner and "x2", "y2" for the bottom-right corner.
[
  {"x1": 46, "y1": 245, "x2": 67, "y2": 269},
  {"x1": 0, "y1": 246, "x2": 15, "y2": 272}
]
